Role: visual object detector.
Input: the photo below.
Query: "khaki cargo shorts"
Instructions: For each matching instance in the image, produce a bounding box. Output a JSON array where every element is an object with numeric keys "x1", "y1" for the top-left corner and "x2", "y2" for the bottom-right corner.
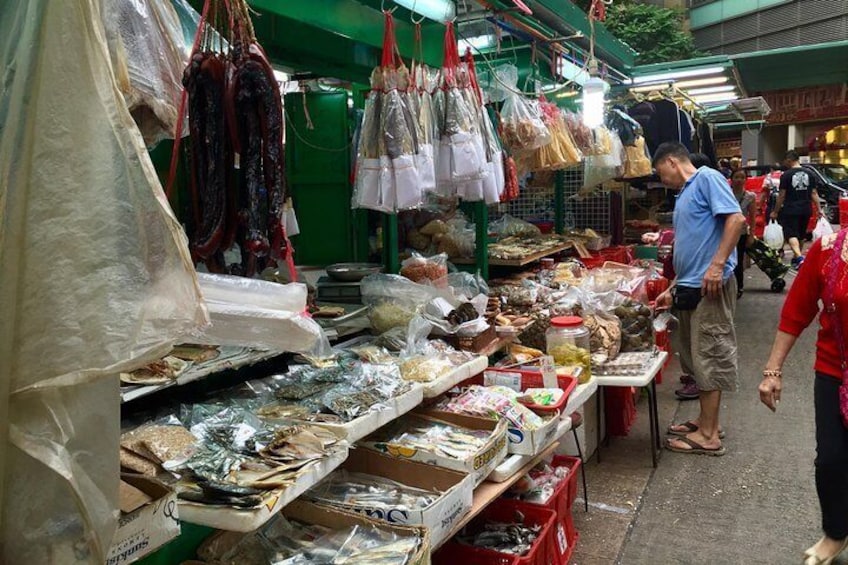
[{"x1": 671, "y1": 278, "x2": 738, "y2": 392}]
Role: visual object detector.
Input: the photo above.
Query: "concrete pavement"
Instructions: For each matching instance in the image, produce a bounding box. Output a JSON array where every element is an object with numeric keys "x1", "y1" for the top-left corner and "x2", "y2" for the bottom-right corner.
[{"x1": 571, "y1": 268, "x2": 832, "y2": 564}]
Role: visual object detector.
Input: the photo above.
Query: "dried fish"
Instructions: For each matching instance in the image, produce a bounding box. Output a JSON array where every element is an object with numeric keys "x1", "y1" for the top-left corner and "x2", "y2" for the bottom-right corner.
[
  {"x1": 120, "y1": 355, "x2": 189, "y2": 385},
  {"x1": 306, "y1": 471, "x2": 439, "y2": 513},
  {"x1": 170, "y1": 344, "x2": 221, "y2": 363},
  {"x1": 457, "y1": 521, "x2": 541, "y2": 556},
  {"x1": 365, "y1": 416, "x2": 491, "y2": 461}
]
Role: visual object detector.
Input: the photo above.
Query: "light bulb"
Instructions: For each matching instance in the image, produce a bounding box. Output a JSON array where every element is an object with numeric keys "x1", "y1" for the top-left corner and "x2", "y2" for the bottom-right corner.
[{"x1": 582, "y1": 76, "x2": 607, "y2": 129}]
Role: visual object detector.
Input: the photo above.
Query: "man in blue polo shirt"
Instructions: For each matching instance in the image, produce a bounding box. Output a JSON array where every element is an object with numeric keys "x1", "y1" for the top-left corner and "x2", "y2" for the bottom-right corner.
[{"x1": 654, "y1": 142, "x2": 747, "y2": 456}]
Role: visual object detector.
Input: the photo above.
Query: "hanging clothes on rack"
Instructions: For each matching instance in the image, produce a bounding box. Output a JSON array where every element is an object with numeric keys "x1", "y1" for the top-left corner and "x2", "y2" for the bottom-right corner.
[
  {"x1": 628, "y1": 101, "x2": 659, "y2": 154},
  {"x1": 695, "y1": 120, "x2": 718, "y2": 167},
  {"x1": 653, "y1": 99, "x2": 692, "y2": 152}
]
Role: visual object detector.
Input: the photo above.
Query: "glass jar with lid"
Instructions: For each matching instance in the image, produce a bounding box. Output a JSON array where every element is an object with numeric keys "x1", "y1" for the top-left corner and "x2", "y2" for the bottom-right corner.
[{"x1": 546, "y1": 316, "x2": 592, "y2": 384}]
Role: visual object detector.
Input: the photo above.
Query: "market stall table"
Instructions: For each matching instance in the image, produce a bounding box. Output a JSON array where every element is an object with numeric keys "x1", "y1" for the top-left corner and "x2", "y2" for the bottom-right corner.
[
  {"x1": 594, "y1": 351, "x2": 668, "y2": 468},
  {"x1": 433, "y1": 442, "x2": 560, "y2": 551}
]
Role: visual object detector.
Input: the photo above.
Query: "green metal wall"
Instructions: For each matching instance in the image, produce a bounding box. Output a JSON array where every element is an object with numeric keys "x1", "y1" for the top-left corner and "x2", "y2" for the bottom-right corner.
[{"x1": 285, "y1": 91, "x2": 356, "y2": 266}]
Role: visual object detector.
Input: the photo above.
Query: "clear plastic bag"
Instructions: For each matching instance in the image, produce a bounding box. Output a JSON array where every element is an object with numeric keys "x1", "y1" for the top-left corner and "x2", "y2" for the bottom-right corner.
[
  {"x1": 623, "y1": 135, "x2": 653, "y2": 179},
  {"x1": 101, "y1": 0, "x2": 193, "y2": 146},
  {"x1": 813, "y1": 215, "x2": 834, "y2": 241},
  {"x1": 400, "y1": 252, "x2": 449, "y2": 285},
  {"x1": 501, "y1": 93, "x2": 551, "y2": 152},
  {"x1": 0, "y1": 0, "x2": 207, "y2": 561},
  {"x1": 361, "y1": 275, "x2": 442, "y2": 333},
  {"x1": 764, "y1": 220, "x2": 785, "y2": 250},
  {"x1": 490, "y1": 214, "x2": 542, "y2": 237}
]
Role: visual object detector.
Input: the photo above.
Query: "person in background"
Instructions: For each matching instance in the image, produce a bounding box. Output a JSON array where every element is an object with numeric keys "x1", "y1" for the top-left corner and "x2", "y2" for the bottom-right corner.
[
  {"x1": 654, "y1": 142, "x2": 747, "y2": 454},
  {"x1": 771, "y1": 150, "x2": 821, "y2": 269},
  {"x1": 719, "y1": 158, "x2": 733, "y2": 179},
  {"x1": 731, "y1": 169, "x2": 757, "y2": 299},
  {"x1": 730, "y1": 157, "x2": 742, "y2": 172},
  {"x1": 689, "y1": 152, "x2": 712, "y2": 170},
  {"x1": 759, "y1": 226, "x2": 848, "y2": 564}
]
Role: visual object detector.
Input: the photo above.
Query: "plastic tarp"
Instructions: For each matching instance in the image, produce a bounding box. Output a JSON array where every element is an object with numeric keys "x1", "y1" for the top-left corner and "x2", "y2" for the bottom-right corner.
[{"x1": 0, "y1": 0, "x2": 207, "y2": 562}]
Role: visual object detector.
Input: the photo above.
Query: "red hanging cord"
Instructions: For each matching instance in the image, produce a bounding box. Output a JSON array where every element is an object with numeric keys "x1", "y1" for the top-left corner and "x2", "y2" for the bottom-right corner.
[{"x1": 164, "y1": 0, "x2": 212, "y2": 203}]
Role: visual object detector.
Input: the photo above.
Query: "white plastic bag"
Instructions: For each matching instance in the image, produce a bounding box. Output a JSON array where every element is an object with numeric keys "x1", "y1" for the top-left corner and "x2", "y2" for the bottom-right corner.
[
  {"x1": 813, "y1": 216, "x2": 834, "y2": 241},
  {"x1": 764, "y1": 220, "x2": 785, "y2": 250}
]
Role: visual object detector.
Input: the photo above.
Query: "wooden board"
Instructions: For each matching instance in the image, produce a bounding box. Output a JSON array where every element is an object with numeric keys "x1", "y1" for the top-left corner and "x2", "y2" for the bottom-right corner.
[
  {"x1": 432, "y1": 442, "x2": 559, "y2": 550},
  {"x1": 452, "y1": 243, "x2": 572, "y2": 267}
]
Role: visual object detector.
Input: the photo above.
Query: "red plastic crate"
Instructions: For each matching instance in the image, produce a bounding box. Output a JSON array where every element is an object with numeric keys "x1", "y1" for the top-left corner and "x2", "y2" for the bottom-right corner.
[
  {"x1": 433, "y1": 543, "x2": 519, "y2": 565},
  {"x1": 519, "y1": 455, "x2": 581, "y2": 565},
  {"x1": 436, "y1": 499, "x2": 558, "y2": 565}
]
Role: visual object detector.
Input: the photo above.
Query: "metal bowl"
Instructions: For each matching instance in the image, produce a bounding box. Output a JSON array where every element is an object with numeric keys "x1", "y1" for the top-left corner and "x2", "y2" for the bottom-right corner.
[{"x1": 326, "y1": 262, "x2": 383, "y2": 282}]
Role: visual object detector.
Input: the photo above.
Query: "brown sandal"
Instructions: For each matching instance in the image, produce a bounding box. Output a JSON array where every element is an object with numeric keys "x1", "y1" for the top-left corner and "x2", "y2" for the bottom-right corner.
[
  {"x1": 665, "y1": 436, "x2": 726, "y2": 456},
  {"x1": 668, "y1": 421, "x2": 726, "y2": 439}
]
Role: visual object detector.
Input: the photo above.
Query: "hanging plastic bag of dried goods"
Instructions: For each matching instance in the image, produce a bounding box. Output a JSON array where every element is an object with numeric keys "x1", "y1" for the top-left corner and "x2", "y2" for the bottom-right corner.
[
  {"x1": 411, "y1": 24, "x2": 438, "y2": 195},
  {"x1": 353, "y1": 89, "x2": 394, "y2": 212},
  {"x1": 623, "y1": 134, "x2": 653, "y2": 179},
  {"x1": 533, "y1": 98, "x2": 582, "y2": 172},
  {"x1": 464, "y1": 50, "x2": 505, "y2": 204},
  {"x1": 381, "y1": 12, "x2": 423, "y2": 211},
  {"x1": 499, "y1": 78, "x2": 551, "y2": 153},
  {"x1": 563, "y1": 111, "x2": 595, "y2": 155},
  {"x1": 0, "y1": 0, "x2": 207, "y2": 562},
  {"x1": 434, "y1": 22, "x2": 488, "y2": 196},
  {"x1": 101, "y1": 0, "x2": 192, "y2": 146}
]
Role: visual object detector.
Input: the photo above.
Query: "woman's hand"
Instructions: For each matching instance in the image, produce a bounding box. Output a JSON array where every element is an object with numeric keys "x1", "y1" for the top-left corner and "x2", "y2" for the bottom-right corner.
[{"x1": 758, "y1": 374, "x2": 782, "y2": 412}]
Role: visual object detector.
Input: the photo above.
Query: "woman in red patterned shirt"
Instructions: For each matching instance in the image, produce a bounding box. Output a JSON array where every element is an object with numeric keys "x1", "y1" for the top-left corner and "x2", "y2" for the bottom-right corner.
[{"x1": 760, "y1": 228, "x2": 848, "y2": 564}]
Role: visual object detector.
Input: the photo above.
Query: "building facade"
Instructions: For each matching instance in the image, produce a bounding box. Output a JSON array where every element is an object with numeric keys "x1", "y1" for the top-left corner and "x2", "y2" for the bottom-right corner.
[{"x1": 689, "y1": 0, "x2": 848, "y2": 55}]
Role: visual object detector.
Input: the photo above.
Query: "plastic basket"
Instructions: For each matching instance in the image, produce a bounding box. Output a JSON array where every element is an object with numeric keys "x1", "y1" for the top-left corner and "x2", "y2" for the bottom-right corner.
[
  {"x1": 479, "y1": 368, "x2": 579, "y2": 412},
  {"x1": 518, "y1": 455, "x2": 582, "y2": 565},
  {"x1": 436, "y1": 499, "x2": 558, "y2": 565},
  {"x1": 433, "y1": 543, "x2": 520, "y2": 565}
]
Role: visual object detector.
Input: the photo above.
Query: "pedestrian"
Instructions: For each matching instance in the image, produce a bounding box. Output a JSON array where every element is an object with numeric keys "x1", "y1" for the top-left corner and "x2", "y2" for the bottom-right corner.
[
  {"x1": 653, "y1": 142, "x2": 747, "y2": 456},
  {"x1": 731, "y1": 168, "x2": 757, "y2": 299},
  {"x1": 770, "y1": 150, "x2": 821, "y2": 269},
  {"x1": 719, "y1": 158, "x2": 733, "y2": 179},
  {"x1": 758, "y1": 226, "x2": 848, "y2": 564}
]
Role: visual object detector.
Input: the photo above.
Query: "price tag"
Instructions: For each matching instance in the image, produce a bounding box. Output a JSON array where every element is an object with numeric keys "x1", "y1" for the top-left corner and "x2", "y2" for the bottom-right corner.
[
  {"x1": 541, "y1": 355, "x2": 558, "y2": 388},
  {"x1": 483, "y1": 370, "x2": 522, "y2": 392}
]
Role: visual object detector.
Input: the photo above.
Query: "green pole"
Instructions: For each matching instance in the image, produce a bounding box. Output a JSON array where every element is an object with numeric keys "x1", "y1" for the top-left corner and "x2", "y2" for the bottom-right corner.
[
  {"x1": 474, "y1": 201, "x2": 489, "y2": 280},
  {"x1": 382, "y1": 213, "x2": 400, "y2": 274},
  {"x1": 554, "y1": 170, "x2": 566, "y2": 234}
]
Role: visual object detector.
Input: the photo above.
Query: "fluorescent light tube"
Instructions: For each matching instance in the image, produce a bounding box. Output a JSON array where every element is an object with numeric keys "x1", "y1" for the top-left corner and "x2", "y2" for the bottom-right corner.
[
  {"x1": 632, "y1": 66, "x2": 727, "y2": 84},
  {"x1": 630, "y1": 83, "x2": 671, "y2": 93},
  {"x1": 686, "y1": 85, "x2": 736, "y2": 95},
  {"x1": 674, "y1": 76, "x2": 729, "y2": 88},
  {"x1": 458, "y1": 34, "x2": 494, "y2": 52},
  {"x1": 693, "y1": 93, "x2": 740, "y2": 104},
  {"x1": 393, "y1": 0, "x2": 455, "y2": 23}
]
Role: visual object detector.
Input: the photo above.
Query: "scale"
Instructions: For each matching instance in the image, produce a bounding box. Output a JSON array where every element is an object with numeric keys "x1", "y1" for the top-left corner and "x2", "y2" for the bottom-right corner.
[{"x1": 315, "y1": 276, "x2": 363, "y2": 304}]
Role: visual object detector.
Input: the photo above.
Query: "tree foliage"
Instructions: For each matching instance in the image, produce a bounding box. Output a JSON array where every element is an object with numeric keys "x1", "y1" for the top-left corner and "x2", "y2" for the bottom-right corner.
[{"x1": 574, "y1": 0, "x2": 706, "y2": 64}]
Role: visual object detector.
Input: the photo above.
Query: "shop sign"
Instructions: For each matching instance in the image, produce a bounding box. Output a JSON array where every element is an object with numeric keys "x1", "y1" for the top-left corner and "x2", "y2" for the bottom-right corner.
[{"x1": 763, "y1": 84, "x2": 848, "y2": 125}]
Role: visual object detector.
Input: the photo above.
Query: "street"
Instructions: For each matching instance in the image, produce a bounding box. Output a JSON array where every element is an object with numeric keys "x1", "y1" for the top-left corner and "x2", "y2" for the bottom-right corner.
[{"x1": 573, "y1": 267, "x2": 830, "y2": 564}]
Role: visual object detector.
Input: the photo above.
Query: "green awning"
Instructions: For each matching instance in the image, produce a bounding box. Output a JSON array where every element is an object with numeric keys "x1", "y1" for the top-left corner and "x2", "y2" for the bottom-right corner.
[{"x1": 730, "y1": 40, "x2": 848, "y2": 92}]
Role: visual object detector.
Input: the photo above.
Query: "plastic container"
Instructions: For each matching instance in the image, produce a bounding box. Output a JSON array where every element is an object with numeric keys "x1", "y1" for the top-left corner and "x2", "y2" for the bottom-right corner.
[
  {"x1": 547, "y1": 316, "x2": 592, "y2": 384},
  {"x1": 480, "y1": 368, "x2": 579, "y2": 407},
  {"x1": 436, "y1": 499, "x2": 558, "y2": 565}
]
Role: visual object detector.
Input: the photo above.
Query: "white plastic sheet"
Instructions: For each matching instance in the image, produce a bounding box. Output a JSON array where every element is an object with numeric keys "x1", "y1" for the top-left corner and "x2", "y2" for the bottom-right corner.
[
  {"x1": 194, "y1": 274, "x2": 324, "y2": 353},
  {"x1": 0, "y1": 0, "x2": 207, "y2": 562}
]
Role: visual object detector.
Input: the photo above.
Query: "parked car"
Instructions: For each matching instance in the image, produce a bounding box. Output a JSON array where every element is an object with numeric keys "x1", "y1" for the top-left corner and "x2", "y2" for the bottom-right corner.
[{"x1": 804, "y1": 163, "x2": 848, "y2": 225}]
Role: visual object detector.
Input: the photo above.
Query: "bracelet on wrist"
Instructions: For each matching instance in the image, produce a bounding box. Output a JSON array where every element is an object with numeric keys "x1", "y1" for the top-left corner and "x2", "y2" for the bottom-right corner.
[{"x1": 763, "y1": 369, "x2": 782, "y2": 379}]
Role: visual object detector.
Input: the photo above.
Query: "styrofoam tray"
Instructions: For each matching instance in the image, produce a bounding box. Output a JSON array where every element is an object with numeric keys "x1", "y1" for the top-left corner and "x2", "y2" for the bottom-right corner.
[
  {"x1": 311, "y1": 386, "x2": 424, "y2": 443},
  {"x1": 420, "y1": 356, "x2": 488, "y2": 399},
  {"x1": 178, "y1": 447, "x2": 349, "y2": 532},
  {"x1": 487, "y1": 415, "x2": 573, "y2": 483}
]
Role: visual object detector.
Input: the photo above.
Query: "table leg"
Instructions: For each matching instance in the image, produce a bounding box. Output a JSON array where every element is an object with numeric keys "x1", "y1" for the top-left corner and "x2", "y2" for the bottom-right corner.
[
  {"x1": 572, "y1": 427, "x2": 589, "y2": 512},
  {"x1": 647, "y1": 379, "x2": 661, "y2": 468},
  {"x1": 595, "y1": 387, "x2": 602, "y2": 463}
]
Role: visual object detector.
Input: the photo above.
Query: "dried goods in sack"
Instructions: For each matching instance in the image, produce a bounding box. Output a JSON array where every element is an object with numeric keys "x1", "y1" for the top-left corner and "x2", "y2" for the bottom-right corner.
[
  {"x1": 500, "y1": 77, "x2": 551, "y2": 153},
  {"x1": 411, "y1": 25, "x2": 438, "y2": 195},
  {"x1": 465, "y1": 50, "x2": 505, "y2": 203},
  {"x1": 434, "y1": 22, "x2": 488, "y2": 198}
]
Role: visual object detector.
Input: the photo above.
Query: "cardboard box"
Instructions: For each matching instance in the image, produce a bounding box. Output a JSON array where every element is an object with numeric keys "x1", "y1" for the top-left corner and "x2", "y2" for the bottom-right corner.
[
  {"x1": 314, "y1": 448, "x2": 475, "y2": 548},
  {"x1": 198, "y1": 499, "x2": 432, "y2": 565},
  {"x1": 106, "y1": 475, "x2": 180, "y2": 565},
  {"x1": 359, "y1": 410, "x2": 508, "y2": 487}
]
